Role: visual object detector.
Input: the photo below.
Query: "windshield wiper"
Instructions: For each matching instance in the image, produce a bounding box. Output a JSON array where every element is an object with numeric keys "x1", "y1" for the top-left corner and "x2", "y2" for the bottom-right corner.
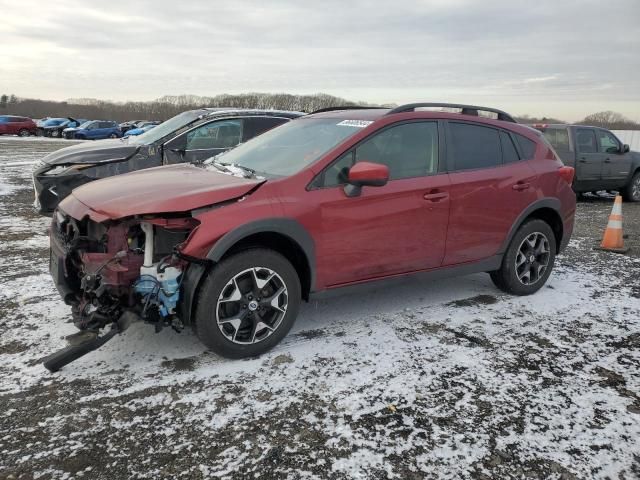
[
  {"x1": 219, "y1": 162, "x2": 256, "y2": 178},
  {"x1": 207, "y1": 161, "x2": 233, "y2": 174}
]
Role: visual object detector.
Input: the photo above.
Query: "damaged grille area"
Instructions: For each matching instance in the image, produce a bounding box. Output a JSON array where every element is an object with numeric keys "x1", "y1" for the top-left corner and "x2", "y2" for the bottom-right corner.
[{"x1": 50, "y1": 210, "x2": 198, "y2": 333}]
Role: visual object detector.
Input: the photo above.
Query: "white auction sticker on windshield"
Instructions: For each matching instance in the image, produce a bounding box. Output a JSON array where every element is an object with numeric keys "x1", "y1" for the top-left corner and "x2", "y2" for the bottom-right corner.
[{"x1": 337, "y1": 120, "x2": 373, "y2": 128}]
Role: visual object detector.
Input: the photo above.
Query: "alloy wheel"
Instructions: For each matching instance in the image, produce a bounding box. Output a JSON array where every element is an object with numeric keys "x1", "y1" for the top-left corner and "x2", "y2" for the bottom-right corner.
[
  {"x1": 216, "y1": 267, "x2": 288, "y2": 344},
  {"x1": 515, "y1": 232, "x2": 551, "y2": 285},
  {"x1": 632, "y1": 176, "x2": 640, "y2": 201}
]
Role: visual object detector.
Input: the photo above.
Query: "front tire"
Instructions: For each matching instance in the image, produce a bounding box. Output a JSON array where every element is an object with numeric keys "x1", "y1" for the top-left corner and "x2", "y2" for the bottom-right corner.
[
  {"x1": 18, "y1": 129, "x2": 30, "y2": 137},
  {"x1": 194, "y1": 249, "x2": 301, "y2": 358},
  {"x1": 622, "y1": 171, "x2": 640, "y2": 202},
  {"x1": 109, "y1": 133, "x2": 118, "y2": 139},
  {"x1": 490, "y1": 219, "x2": 557, "y2": 296}
]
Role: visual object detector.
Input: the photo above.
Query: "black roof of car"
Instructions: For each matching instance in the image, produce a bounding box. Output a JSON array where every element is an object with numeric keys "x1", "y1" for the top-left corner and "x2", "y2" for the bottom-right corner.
[{"x1": 198, "y1": 108, "x2": 305, "y2": 119}]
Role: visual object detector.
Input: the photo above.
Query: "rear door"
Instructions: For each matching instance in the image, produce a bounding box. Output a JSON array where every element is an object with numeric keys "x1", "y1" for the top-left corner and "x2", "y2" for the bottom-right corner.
[
  {"x1": 443, "y1": 121, "x2": 538, "y2": 265},
  {"x1": 575, "y1": 128, "x2": 604, "y2": 186},
  {"x1": 597, "y1": 129, "x2": 633, "y2": 187}
]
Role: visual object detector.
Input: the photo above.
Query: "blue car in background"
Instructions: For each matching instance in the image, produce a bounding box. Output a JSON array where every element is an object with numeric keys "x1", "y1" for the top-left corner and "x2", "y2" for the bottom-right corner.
[
  {"x1": 63, "y1": 120, "x2": 122, "y2": 140},
  {"x1": 122, "y1": 122, "x2": 159, "y2": 138}
]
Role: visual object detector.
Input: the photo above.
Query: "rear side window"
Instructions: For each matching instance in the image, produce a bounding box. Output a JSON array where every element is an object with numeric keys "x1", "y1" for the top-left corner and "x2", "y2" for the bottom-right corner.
[
  {"x1": 514, "y1": 134, "x2": 537, "y2": 160},
  {"x1": 449, "y1": 122, "x2": 500, "y2": 171},
  {"x1": 186, "y1": 119, "x2": 242, "y2": 150},
  {"x1": 576, "y1": 129, "x2": 597, "y2": 154},
  {"x1": 541, "y1": 128, "x2": 570, "y2": 151},
  {"x1": 242, "y1": 117, "x2": 288, "y2": 142},
  {"x1": 500, "y1": 131, "x2": 520, "y2": 163}
]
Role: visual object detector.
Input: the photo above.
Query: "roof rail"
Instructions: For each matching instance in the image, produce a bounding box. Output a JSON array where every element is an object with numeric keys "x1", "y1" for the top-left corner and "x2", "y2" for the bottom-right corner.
[
  {"x1": 309, "y1": 105, "x2": 383, "y2": 115},
  {"x1": 386, "y1": 103, "x2": 517, "y2": 123}
]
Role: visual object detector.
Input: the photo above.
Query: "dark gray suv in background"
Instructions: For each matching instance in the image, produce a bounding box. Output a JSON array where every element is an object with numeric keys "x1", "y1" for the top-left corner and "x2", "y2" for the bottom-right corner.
[
  {"x1": 531, "y1": 123, "x2": 640, "y2": 201},
  {"x1": 32, "y1": 108, "x2": 304, "y2": 214}
]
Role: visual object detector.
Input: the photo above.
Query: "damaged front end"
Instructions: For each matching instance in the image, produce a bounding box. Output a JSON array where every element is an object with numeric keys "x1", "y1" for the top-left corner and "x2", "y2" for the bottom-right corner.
[{"x1": 46, "y1": 209, "x2": 202, "y2": 370}]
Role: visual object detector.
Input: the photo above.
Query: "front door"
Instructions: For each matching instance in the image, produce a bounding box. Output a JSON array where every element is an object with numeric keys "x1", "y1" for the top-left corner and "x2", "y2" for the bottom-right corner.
[
  {"x1": 305, "y1": 121, "x2": 450, "y2": 287},
  {"x1": 597, "y1": 129, "x2": 633, "y2": 188}
]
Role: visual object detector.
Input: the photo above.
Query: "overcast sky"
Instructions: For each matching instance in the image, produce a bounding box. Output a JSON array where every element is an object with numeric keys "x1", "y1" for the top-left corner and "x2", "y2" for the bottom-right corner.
[{"x1": 1, "y1": 0, "x2": 639, "y2": 121}]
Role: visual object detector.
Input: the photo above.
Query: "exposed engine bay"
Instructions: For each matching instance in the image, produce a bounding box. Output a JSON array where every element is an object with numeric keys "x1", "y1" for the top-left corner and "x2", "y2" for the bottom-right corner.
[{"x1": 49, "y1": 209, "x2": 201, "y2": 348}]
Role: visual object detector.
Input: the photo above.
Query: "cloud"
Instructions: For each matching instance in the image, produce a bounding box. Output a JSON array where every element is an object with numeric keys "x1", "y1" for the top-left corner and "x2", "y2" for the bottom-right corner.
[{"x1": 0, "y1": 0, "x2": 638, "y2": 120}]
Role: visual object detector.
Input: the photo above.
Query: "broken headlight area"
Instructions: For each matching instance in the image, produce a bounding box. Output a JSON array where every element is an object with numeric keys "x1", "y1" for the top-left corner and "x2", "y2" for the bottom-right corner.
[{"x1": 51, "y1": 210, "x2": 200, "y2": 335}]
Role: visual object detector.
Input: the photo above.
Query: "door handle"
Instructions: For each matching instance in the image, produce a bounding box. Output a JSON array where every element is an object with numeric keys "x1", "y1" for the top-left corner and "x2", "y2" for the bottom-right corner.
[
  {"x1": 578, "y1": 158, "x2": 587, "y2": 163},
  {"x1": 423, "y1": 191, "x2": 448, "y2": 202},
  {"x1": 604, "y1": 158, "x2": 611, "y2": 163},
  {"x1": 512, "y1": 182, "x2": 530, "y2": 191}
]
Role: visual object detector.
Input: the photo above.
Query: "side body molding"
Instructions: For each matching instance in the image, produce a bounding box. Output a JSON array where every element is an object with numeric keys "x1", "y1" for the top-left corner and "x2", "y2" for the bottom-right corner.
[{"x1": 498, "y1": 198, "x2": 562, "y2": 254}]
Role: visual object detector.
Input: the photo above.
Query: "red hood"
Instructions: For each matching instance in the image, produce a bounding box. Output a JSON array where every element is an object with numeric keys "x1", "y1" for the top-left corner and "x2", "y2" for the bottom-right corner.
[{"x1": 60, "y1": 164, "x2": 263, "y2": 221}]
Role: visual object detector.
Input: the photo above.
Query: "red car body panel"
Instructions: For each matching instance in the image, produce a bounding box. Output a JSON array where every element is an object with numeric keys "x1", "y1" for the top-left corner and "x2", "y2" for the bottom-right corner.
[{"x1": 64, "y1": 164, "x2": 263, "y2": 220}]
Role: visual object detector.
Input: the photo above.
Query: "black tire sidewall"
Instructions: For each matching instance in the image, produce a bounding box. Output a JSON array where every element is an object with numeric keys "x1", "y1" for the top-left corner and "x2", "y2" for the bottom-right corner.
[
  {"x1": 497, "y1": 219, "x2": 557, "y2": 296},
  {"x1": 623, "y1": 172, "x2": 640, "y2": 202},
  {"x1": 195, "y1": 249, "x2": 301, "y2": 358}
]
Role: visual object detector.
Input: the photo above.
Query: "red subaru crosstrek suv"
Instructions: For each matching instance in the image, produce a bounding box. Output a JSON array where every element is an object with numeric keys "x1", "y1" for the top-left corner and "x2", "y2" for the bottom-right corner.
[
  {"x1": 47, "y1": 103, "x2": 576, "y2": 368},
  {"x1": 0, "y1": 115, "x2": 37, "y2": 136}
]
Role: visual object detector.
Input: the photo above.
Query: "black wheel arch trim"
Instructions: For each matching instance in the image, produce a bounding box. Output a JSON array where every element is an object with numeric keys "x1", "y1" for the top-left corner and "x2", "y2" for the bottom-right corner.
[
  {"x1": 179, "y1": 218, "x2": 315, "y2": 325},
  {"x1": 208, "y1": 217, "x2": 316, "y2": 291},
  {"x1": 498, "y1": 198, "x2": 562, "y2": 255}
]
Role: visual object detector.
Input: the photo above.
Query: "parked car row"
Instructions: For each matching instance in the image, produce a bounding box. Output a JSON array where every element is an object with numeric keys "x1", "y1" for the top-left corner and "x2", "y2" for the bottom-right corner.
[
  {"x1": 33, "y1": 103, "x2": 587, "y2": 368},
  {"x1": 0, "y1": 115, "x2": 161, "y2": 140}
]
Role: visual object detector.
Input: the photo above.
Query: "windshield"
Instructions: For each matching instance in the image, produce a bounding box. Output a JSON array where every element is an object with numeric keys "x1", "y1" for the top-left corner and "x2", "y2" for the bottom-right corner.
[
  {"x1": 215, "y1": 118, "x2": 366, "y2": 177},
  {"x1": 78, "y1": 121, "x2": 92, "y2": 129},
  {"x1": 43, "y1": 118, "x2": 66, "y2": 127},
  {"x1": 127, "y1": 110, "x2": 203, "y2": 145}
]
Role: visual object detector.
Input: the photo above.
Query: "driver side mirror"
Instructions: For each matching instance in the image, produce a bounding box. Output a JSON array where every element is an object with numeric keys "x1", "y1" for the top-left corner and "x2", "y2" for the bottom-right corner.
[
  {"x1": 622, "y1": 144, "x2": 630, "y2": 153},
  {"x1": 344, "y1": 161, "x2": 389, "y2": 197}
]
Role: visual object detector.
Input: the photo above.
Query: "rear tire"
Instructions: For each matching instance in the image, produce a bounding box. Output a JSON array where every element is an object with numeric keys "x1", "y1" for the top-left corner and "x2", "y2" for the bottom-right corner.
[
  {"x1": 194, "y1": 248, "x2": 301, "y2": 359},
  {"x1": 622, "y1": 171, "x2": 640, "y2": 202},
  {"x1": 490, "y1": 219, "x2": 557, "y2": 296}
]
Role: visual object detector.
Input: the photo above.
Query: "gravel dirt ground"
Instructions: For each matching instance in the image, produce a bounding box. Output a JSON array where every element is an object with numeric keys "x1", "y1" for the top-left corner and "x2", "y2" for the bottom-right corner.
[{"x1": 1, "y1": 137, "x2": 639, "y2": 480}]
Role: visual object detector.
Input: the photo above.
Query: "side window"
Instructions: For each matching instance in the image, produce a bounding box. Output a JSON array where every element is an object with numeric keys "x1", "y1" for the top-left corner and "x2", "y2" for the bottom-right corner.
[
  {"x1": 514, "y1": 133, "x2": 537, "y2": 160},
  {"x1": 320, "y1": 152, "x2": 355, "y2": 188},
  {"x1": 449, "y1": 122, "x2": 500, "y2": 170},
  {"x1": 576, "y1": 129, "x2": 597, "y2": 154},
  {"x1": 186, "y1": 120, "x2": 242, "y2": 150},
  {"x1": 542, "y1": 128, "x2": 571, "y2": 151},
  {"x1": 597, "y1": 130, "x2": 620, "y2": 154},
  {"x1": 500, "y1": 131, "x2": 520, "y2": 163},
  {"x1": 319, "y1": 122, "x2": 439, "y2": 187},
  {"x1": 242, "y1": 117, "x2": 288, "y2": 142},
  {"x1": 87, "y1": 122, "x2": 97, "y2": 130}
]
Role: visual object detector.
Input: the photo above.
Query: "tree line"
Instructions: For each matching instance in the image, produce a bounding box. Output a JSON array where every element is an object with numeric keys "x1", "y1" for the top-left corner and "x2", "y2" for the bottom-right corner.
[
  {"x1": 1, "y1": 93, "x2": 638, "y2": 129},
  {"x1": 0, "y1": 93, "x2": 373, "y2": 122}
]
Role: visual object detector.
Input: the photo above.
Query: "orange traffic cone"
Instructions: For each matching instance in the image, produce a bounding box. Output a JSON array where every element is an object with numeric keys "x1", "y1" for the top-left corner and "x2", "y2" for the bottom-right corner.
[{"x1": 596, "y1": 195, "x2": 629, "y2": 253}]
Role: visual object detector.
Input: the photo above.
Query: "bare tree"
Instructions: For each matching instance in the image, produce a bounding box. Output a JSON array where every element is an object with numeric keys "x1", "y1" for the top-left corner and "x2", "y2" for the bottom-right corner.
[
  {"x1": 0, "y1": 92, "x2": 374, "y2": 121},
  {"x1": 578, "y1": 111, "x2": 640, "y2": 130}
]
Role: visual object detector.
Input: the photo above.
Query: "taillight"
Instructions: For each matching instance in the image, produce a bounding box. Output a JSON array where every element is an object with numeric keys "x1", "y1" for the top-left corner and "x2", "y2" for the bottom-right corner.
[{"x1": 558, "y1": 166, "x2": 575, "y2": 186}]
